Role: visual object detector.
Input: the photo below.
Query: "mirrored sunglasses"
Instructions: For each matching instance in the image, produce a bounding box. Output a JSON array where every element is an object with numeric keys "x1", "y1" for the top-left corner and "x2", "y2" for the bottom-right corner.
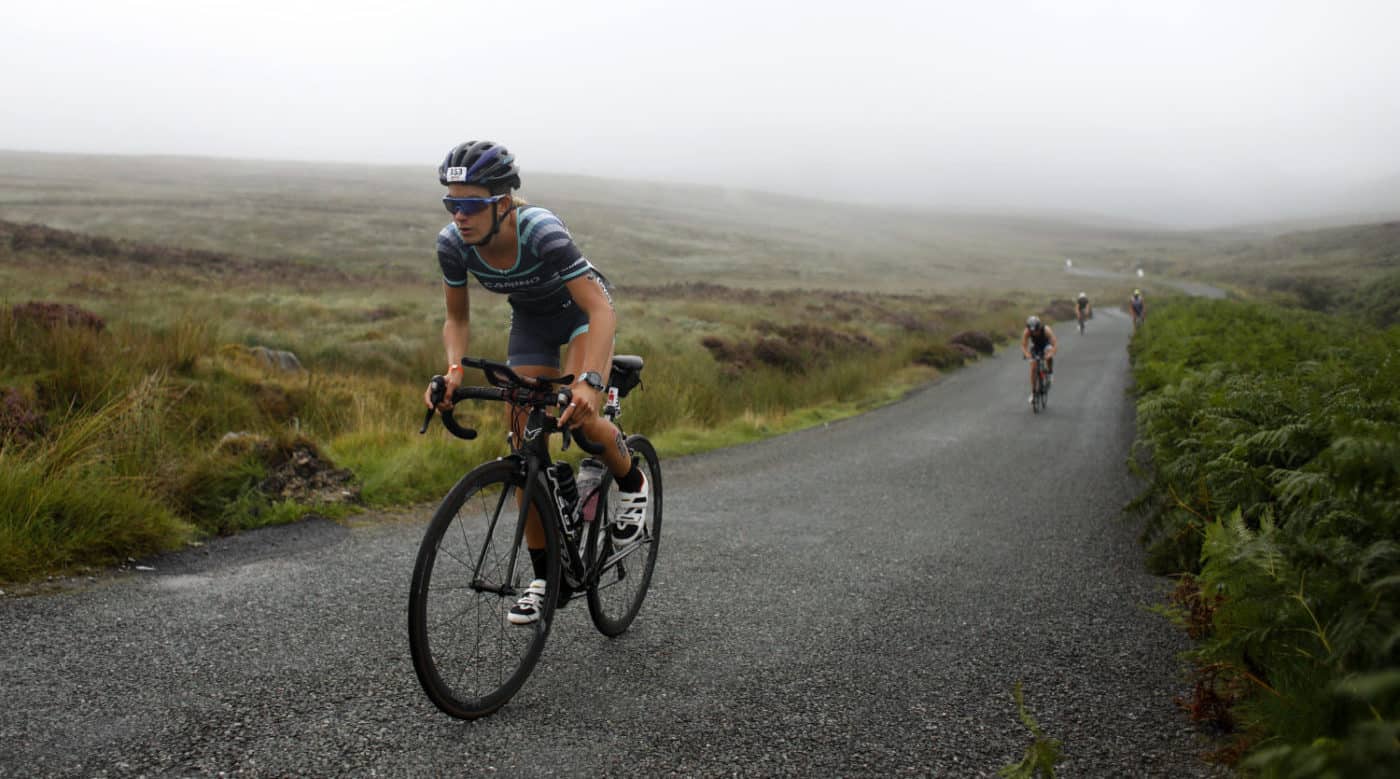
[{"x1": 442, "y1": 195, "x2": 505, "y2": 216}]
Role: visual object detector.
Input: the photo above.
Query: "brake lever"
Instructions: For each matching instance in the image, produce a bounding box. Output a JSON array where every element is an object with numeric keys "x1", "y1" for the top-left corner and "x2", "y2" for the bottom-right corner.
[
  {"x1": 556, "y1": 388, "x2": 574, "y2": 452},
  {"x1": 419, "y1": 375, "x2": 446, "y2": 434}
]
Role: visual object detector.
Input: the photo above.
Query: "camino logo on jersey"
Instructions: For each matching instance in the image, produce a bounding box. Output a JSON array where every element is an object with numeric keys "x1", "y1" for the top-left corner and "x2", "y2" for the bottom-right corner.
[{"x1": 444, "y1": 166, "x2": 468, "y2": 183}]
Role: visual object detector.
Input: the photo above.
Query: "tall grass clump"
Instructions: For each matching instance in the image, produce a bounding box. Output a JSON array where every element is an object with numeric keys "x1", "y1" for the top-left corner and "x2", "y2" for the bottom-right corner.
[
  {"x1": 0, "y1": 307, "x2": 364, "y2": 580},
  {"x1": 1127, "y1": 297, "x2": 1400, "y2": 773},
  {"x1": 0, "y1": 376, "x2": 190, "y2": 579}
]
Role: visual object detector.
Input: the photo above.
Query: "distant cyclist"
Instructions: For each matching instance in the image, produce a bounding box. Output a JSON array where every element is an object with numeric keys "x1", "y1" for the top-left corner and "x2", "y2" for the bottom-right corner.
[
  {"x1": 1075, "y1": 292, "x2": 1092, "y2": 332},
  {"x1": 1021, "y1": 315, "x2": 1058, "y2": 405},
  {"x1": 1130, "y1": 289, "x2": 1146, "y2": 330},
  {"x1": 422, "y1": 140, "x2": 649, "y2": 625}
]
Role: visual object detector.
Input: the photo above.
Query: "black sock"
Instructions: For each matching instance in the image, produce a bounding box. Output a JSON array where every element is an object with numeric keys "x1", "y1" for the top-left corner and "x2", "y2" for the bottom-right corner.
[
  {"x1": 529, "y1": 547, "x2": 548, "y2": 582},
  {"x1": 616, "y1": 462, "x2": 644, "y2": 492}
]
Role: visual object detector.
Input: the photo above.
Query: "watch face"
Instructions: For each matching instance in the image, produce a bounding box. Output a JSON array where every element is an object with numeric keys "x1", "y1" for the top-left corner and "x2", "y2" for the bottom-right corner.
[{"x1": 583, "y1": 371, "x2": 604, "y2": 390}]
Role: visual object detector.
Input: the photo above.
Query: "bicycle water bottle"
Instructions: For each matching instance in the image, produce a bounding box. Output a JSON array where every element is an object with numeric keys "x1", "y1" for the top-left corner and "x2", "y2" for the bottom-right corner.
[
  {"x1": 547, "y1": 462, "x2": 580, "y2": 537},
  {"x1": 575, "y1": 458, "x2": 607, "y2": 525}
]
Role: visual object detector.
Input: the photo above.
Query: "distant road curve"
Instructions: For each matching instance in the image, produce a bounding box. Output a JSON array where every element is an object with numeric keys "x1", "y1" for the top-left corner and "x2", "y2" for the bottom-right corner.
[{"x1": 1067, "y1": 266, "x2": 1227, "y2": 299}]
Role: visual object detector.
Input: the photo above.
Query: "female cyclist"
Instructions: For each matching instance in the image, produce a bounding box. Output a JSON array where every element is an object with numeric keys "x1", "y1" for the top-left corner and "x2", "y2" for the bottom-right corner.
[
  {"x1": 421, "y1": 140, "x2": 648, "y2": 625},
  {"x1": 1021, "y1": 315, "x2": 1058, "y2": 404}
]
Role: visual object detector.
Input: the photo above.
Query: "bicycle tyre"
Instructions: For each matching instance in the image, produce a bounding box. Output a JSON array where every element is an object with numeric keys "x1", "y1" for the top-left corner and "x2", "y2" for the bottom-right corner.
[
  {"x1": 585, "y1": 434, "x2": 663, "y2": 637},
  {"x1": 408, "y1": 460, "x2": 561, "y2": 719},
  {"x1": 1031, "y1": 366, "x2": 1043, "y2": 414}
]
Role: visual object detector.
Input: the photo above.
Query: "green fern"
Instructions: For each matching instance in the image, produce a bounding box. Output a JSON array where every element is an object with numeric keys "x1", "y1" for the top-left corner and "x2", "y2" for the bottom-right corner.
[
  {"x1": 1128, "y1": 298, "x2": 1400, "y2": 771},
  {"x1": 999, "y1": 681, "x2": 1064, "y2": 779}
]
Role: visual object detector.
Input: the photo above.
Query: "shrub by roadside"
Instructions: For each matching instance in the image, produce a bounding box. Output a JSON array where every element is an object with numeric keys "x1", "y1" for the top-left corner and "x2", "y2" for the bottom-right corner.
[{"x1": 950, "y1": 330, "x2": 995, "y2": 355}]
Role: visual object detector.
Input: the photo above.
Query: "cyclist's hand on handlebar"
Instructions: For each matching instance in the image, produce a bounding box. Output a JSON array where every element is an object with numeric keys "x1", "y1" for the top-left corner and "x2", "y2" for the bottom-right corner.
[
  {"x1": 557, "y1": 382, "x2": 601, "y2": 429},
  {"x1": 425, "y1": 364, "x2": 464, "y2": 411}
]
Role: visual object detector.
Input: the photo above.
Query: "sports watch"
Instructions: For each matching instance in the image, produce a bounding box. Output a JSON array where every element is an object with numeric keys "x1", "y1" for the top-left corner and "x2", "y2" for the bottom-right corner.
[{"x1": 580, "y1": 371, "x2": 606, "y2": 392}]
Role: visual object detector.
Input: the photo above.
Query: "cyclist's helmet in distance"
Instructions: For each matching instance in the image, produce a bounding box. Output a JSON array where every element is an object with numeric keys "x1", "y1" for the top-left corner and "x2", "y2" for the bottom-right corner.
[
  {"x1": 438, "y1": 141, "x2": 521, "y2": 194},
  {"x1": 1026, "y1": 315, "x2": 1043, "y2": 331},
  {"x1": 1133, "y1": 289, "x2": 1141, "y2": 297},
  {"x1": 1078, "y1": 292, "x2": 1088, "y2": 300}
]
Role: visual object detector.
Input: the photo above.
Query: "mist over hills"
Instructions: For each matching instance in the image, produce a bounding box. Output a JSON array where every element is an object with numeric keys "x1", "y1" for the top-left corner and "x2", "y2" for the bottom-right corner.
[{"x1": 2, "y1": 149, "x2": 1396, "y2": 294}]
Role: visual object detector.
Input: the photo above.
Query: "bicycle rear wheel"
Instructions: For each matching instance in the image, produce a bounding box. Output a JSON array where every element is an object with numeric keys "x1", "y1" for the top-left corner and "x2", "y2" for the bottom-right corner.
[
  {"x1": 585, "y1": 434, "x2": 663, "y2": 637},
  {"x1": 408, "y1": 460, "x2": 560, "y2": 719}
]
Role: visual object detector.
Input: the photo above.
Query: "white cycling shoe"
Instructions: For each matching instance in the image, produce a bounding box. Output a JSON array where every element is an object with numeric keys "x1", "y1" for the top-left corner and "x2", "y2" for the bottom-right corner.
[
  {"x1": 611, "y1": 471, "x2": 649, "y2": 547},
  {"x1": 508, "y1": 579, "x2": 547, "y2": 625}
]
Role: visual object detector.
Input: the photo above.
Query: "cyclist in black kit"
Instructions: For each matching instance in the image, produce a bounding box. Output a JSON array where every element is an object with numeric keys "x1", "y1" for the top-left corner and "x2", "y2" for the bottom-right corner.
[
  {"x1": 421, "y1": 140, "x2": 648, "y2": 625},
  {"x1": 1021, "y1": 315, "x2": 1058, "y2": 405}
]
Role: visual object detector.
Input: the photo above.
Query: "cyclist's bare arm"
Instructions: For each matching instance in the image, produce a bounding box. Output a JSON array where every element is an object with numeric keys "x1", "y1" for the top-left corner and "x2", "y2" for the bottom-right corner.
[
  {"x1": 563, "y1": 274, "x2": 616, "y2": 385},
  {"x1": 428, "y1": 283, "x2": 471, "y2": 410},
  {"x1": 1020, "y1": 329, "x2": 1031, "y2": 357}
]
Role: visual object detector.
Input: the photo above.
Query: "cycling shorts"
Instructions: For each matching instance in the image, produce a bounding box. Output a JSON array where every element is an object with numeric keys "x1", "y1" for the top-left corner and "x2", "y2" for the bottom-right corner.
[{"x1": 506, "y1": 273, "x2": 614, "y2": 368}]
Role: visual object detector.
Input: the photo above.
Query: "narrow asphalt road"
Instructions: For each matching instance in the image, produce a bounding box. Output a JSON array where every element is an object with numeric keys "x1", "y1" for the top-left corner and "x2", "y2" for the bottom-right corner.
[{"x1": 1, "y1": 308, "x2": 1223, "y2": 777}]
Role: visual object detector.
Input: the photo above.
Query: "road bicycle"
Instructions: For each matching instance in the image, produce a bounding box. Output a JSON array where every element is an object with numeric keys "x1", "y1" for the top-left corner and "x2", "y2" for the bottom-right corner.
[
  {"x1": 1026, "y1": 353, "x2": 1051, "y2": 413},
  {"x1": 408, "y1": 355, "x2": 663, "y2": 720}
]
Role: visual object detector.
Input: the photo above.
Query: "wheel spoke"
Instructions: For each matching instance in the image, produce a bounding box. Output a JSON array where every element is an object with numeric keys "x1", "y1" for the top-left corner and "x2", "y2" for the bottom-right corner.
[
  {"x1": 409, "y1": 466, "x2": 557, "y2": 719},
  {"x1": 586, "y1": 436, "x2": 662, "y2": 637}
]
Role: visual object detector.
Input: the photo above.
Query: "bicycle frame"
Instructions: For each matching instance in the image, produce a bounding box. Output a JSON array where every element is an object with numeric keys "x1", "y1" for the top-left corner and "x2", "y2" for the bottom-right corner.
[
  {"x1": 424, "y1": 353, "x2": 655, "y2": 592},
  {"x1": 506, "y1": 403, "x2": 591, "y2": 593},
  {"x1": 501, "y1": 392, "x2": 643, "y2": 596},
  {"x1": 1030, "y1": 353, "x2": 1050, "y2": 413}
]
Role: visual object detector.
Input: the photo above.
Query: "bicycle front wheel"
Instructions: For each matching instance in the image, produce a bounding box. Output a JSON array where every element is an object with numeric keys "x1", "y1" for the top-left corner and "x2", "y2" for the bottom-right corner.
[
  {"x1": 585, "y1": 434, "x2": 663, "y2": 636},
  {"x1": 408, "y1": 460, "x2": 560, "y2": 719}
]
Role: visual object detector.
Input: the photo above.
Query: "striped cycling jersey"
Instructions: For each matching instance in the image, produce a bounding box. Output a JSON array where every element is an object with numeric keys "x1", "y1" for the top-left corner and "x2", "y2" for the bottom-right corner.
[{"x1": 436, "y1": 206, "x2": 596, "y2": 314}]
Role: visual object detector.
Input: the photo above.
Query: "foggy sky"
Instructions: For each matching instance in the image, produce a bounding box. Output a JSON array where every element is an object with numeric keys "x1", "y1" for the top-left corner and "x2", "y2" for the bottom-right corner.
[{"x1": 4, "y1": 0, "x2": 1399, "y2": 227}]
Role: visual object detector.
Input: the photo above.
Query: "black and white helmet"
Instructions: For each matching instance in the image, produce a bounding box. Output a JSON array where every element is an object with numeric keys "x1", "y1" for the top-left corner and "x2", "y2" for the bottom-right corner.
[
  {"x1": 438, "y1": 141, "x2": 520, "y2": 193},
  {"x1": 1078, "y1": 291, "x2": 1088, "y2": 300},
  {"x1": 1026, "y1": 315, "x2": 1043, "y2": 330}
]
